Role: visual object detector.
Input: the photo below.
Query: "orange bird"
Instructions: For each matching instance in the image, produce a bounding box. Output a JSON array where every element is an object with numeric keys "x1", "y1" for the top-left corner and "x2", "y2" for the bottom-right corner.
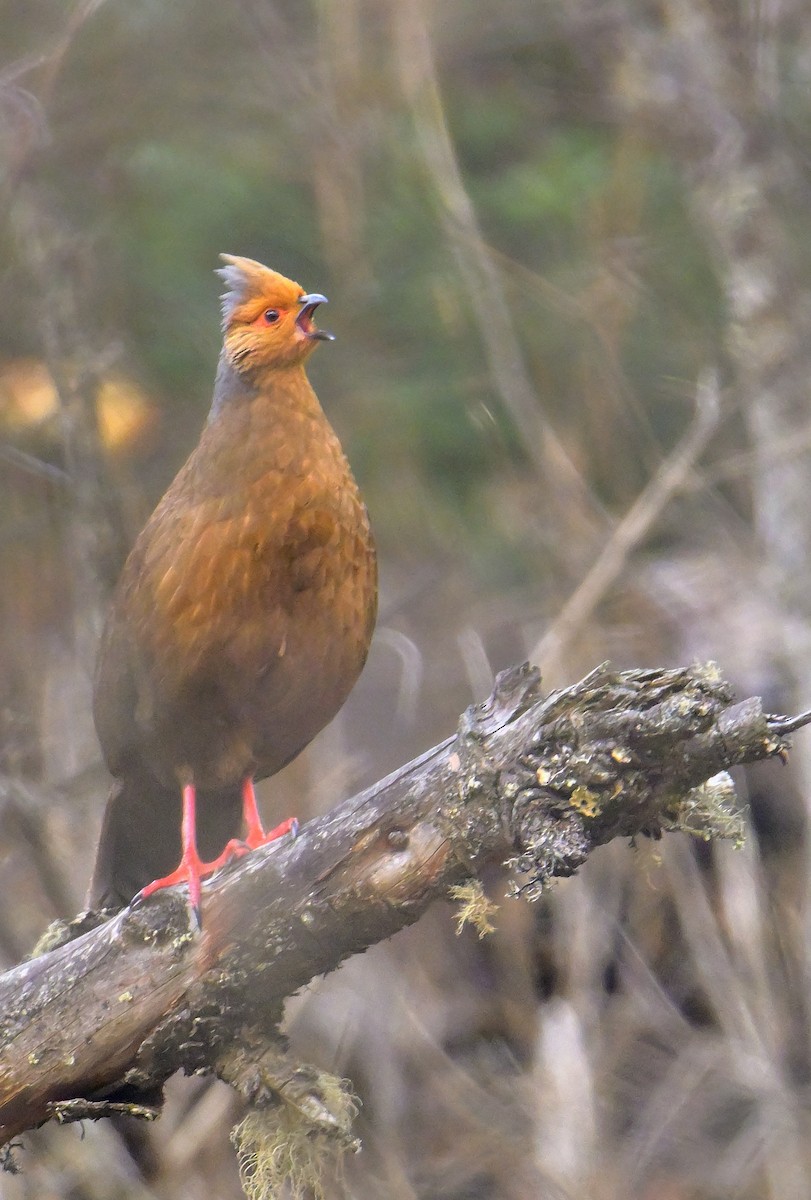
[{"x1": 88, "y1": 255, "x2": 377, "y2": 918}]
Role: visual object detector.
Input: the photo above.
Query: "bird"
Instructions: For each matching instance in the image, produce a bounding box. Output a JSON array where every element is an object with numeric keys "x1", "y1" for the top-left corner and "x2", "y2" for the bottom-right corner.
[{"x1": 87, "y1": 254, "x2": 377, "y2": 918}]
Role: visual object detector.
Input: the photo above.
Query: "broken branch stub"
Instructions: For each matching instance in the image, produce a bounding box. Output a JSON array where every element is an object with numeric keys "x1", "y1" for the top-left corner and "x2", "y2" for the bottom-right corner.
[{"x1": 0, "y1": 660, "x2": 805, "y2": 1160}]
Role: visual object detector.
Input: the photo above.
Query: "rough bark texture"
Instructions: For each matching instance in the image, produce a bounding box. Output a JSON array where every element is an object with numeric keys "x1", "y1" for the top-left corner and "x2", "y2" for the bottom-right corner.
[{"x1": 0, "y1": 661, "x2": 806, "y2": 1153}]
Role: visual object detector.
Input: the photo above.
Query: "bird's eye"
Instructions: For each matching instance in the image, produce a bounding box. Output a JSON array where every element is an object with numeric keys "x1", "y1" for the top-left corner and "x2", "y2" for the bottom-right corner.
[{"x1": 263, "y1": 309, "x2": 280, "y2": 324}]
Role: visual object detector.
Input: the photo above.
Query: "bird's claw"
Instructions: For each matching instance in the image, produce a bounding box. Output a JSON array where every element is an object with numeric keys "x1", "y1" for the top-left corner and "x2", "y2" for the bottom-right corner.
[
  {"x1": 244, "y1": 814, "x2": 299, "y2": 849},
  {"x1": 131, "y1": 819, "x2": 299, "y2": 923}
]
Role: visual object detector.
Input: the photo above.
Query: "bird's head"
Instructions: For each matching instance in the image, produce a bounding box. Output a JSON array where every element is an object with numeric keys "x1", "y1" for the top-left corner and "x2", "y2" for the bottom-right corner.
[{"x1": 217, "y1": 254, "x2": 334, "y2": 376}]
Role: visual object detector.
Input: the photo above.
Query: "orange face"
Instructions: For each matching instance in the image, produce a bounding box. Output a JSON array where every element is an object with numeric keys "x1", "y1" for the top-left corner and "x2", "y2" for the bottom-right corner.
[{"x1": 219, "y1": 255, "x2": 334, "y2": 374}]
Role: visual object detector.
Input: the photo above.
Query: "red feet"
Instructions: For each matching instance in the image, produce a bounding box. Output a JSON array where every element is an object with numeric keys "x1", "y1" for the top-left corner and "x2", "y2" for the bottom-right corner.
[
  {"x1": 241, "y1": 777, "x2": 298, "y2": 848},
  {"x1": 137, "y1": 783, "x2": 210, "y2": 922},
  {"x1": 135, "y1": 778, "x2": 298, "y2": 925}
]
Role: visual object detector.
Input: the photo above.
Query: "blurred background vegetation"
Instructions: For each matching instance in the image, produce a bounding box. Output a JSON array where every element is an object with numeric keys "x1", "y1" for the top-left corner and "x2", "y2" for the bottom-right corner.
[{"x1": 3, "y1": 0, "x2": 811, "y2": 1197}]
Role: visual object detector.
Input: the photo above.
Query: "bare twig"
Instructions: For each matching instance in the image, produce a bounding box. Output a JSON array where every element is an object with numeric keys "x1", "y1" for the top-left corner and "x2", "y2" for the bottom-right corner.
[
  {"x1": 768, "y1": 710, "x2": 811, "y2": 736},
  {"x1": 1, "y1": 0, "x2": 112, "y2": 197},
  {"x1": 391, "y1": 0, "x2": 602, "y2": 527},
  {"x1": 533, "y1": 370, "x2": 722, "y2": 673}
]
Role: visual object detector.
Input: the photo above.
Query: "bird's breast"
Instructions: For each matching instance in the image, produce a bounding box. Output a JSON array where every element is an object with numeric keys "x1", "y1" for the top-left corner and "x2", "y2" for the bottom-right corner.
[
  {"x1": 145, "y1": 465, "x2": 373, "y2": 781},
  {"x1": 95, "y1": 395, "x2": 377, "y2": 790}
]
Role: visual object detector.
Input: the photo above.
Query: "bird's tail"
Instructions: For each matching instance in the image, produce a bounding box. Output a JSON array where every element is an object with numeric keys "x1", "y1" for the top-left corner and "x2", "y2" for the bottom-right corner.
[{"x1": 87, "y1": 772, "x2": 242, "y2": 911}]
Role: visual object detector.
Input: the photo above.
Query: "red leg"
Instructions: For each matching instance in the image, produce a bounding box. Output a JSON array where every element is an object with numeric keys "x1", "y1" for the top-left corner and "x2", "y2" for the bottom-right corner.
[
  {"x1": 136, "y1": 779, "x2": 298, "y2": 923},
  {"x1": 242, "y1": 777, "x2": 298, "y2": 848},
  {"x1": 138, "y1": 782, "x2": 207, "y2": 920}
]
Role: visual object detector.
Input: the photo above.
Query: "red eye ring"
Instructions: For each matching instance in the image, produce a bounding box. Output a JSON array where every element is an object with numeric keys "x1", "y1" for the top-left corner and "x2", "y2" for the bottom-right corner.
[{"x1": 250, "y1": 308, "x2": 284, "y2": 328}]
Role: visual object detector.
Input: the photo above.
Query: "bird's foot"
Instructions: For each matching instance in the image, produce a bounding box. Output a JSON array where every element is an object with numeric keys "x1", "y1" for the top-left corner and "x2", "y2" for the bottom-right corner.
[
  {"x1": 244, "y1": 815, "x2": 299, "y2": 849},
  {"x1": 203, "y1": 837, "x2": 251, "y2": 873},
  {"x1": 208, "y1": 818, "x2": 299, "y2": 866},
  {"x1": 240, "y1": 778, "x2": 299, "y2": 849},
  {"x1": 134, "y1": 822, "x2": 299, "y2": 917},
  {"x1": 135, "y1": 845, "x2": 224, "y2": 928},
  {"x1": 133, "y1": 814, "x2": 300, "y2": 929}
]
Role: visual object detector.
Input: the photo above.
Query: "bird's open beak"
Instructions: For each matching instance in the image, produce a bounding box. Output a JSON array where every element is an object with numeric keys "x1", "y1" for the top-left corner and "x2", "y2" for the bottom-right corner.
[{"x1": 296, "y1": 294, "x2": 335, "y2": 342}]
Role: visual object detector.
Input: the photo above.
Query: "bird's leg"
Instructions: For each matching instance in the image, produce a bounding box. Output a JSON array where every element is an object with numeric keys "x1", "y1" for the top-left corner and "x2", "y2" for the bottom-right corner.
[
  {"x1": 135, "y1": 779, "x2": 298, "y2": 921},
  {"x1": 195, "y1": 778, "x2": 298, "y2": 876},
  {"x1": 241, "y1": 777, "x2": 298, "y2": 848},
  {"x1": 137, "y1": 782, "x2": 206, "y2": 922}
]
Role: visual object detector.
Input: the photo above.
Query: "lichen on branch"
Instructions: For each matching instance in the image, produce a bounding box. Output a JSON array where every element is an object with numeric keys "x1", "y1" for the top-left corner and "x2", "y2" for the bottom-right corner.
[{"x1": 0, "y1": 659, "x2": 806, "y2": 1193}]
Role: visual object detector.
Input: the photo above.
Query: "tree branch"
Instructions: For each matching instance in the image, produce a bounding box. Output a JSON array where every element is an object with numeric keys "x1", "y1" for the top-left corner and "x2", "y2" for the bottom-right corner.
[{"x1": 1, "y1": 661, "x2": 807, "y2": 1156}]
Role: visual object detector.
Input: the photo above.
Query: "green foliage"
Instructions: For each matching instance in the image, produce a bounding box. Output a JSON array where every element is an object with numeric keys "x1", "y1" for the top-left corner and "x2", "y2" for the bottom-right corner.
[{"x1": 0, "y1": 0, "x2": 738, "y2": 572}]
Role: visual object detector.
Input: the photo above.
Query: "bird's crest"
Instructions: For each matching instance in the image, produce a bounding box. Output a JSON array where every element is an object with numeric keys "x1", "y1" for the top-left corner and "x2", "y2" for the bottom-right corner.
[{"x1": 217, "y1": 254, "x2": 303, "y2": 329}]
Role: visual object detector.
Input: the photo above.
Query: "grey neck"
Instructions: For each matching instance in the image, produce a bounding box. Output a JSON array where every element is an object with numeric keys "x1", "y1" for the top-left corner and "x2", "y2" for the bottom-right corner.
[{"x1": 208, "y1": 353, "x2": 258, "y2": 422}]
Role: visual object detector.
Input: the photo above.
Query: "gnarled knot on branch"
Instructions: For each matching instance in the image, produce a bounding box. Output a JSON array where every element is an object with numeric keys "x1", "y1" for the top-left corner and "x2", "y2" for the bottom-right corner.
[{"x1": 1, "y1": 659, "x2": 808, "y2": 1194}]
